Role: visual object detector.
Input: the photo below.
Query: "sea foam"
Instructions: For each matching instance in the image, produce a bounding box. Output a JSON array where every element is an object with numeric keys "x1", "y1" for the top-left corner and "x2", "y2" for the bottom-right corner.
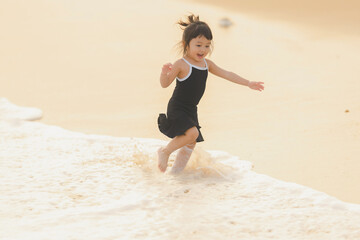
[
  {"x1": 1, "y1": 101, "x2": 360, "y2": 240},
  {"x1": 0, "y1": 98, "x2": 43, "y2": 121}
]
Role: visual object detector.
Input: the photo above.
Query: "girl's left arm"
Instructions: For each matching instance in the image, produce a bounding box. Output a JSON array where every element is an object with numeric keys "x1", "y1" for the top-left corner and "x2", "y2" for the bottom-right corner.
[{"x1": 207, "y1": 59, "x2": 264, "y2": 91}]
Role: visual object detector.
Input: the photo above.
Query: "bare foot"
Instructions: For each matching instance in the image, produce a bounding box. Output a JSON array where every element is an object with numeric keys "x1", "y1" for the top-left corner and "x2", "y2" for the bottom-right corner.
[{"x1": 157, "y1": 147, "x2": 170, "y2": 172}]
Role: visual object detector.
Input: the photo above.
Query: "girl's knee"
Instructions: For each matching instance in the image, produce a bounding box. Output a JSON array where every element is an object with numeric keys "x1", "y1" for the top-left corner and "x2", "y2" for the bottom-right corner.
[
  {"x1": 186, "y1": 142, "x2": 196, "y2": 149},
  {"x1": 186, "y1": 127, "x2": 199, "y2": 142}
]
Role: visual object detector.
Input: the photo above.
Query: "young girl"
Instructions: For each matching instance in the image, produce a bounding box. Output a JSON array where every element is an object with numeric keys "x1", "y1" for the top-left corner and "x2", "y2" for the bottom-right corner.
[{"x1": 157, "y1": 14, "x2": 264, "y2": 173}]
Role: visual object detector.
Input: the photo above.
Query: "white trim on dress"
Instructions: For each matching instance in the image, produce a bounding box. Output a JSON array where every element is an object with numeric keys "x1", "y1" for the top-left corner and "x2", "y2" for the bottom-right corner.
[
  {"x1": 176, "y1": 58, "x2": 208, "y2": 82},
  {"x1": 176, "y1": 66, "x2": 192, "y2": 82}
]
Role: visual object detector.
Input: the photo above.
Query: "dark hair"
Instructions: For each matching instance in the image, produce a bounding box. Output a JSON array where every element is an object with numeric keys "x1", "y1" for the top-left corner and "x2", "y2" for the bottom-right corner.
[{"x1": 177, "y1": 14, "x2": 213, "y2": 56}]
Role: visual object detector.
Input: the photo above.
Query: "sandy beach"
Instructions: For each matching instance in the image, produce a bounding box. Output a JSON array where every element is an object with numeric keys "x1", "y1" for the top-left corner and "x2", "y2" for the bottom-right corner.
[
  {"x1": 1, "y1": 119, "x2": 360, "y2": 239},
  {"x1": 1, "y1": 1, "x2": 360, "y2": 237},
  {"x1": 188, "y1": 0, "x2": 360, "y2": 204},
  {"x1": 2, "y1": 0, "x2": 359, "y2": 203},
  {"x1": 191, "y1": 0, "x2": 360, "y2": 35}
]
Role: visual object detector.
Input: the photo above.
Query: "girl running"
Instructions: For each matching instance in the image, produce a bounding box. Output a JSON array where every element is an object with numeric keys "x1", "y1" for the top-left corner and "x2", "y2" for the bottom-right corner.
[{"x1": 157, "y1": 14, "x2": 264, "y2": 173}]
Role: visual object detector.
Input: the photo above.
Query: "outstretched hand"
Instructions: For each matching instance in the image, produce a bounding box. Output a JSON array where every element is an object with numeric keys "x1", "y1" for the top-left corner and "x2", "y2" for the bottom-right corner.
[{"x1": 248, "y1": 81, "x2": 265, "y2": 91}]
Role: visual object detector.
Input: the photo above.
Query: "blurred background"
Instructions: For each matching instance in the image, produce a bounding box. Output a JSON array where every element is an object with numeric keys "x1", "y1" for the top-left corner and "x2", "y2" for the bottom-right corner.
[{"x1": 1, "y1": 0, "x2": 359, "y2": 203}]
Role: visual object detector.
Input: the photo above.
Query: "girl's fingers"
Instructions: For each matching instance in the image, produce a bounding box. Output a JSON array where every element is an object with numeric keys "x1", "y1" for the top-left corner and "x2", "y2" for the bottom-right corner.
[{"x1": 162, "y1": 63, "x2": 173, "y2": 70}]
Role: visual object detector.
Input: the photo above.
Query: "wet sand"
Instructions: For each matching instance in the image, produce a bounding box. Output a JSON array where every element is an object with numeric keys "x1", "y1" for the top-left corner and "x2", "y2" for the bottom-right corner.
[
  {"x1": 190, "y1": 0, "x2": 360, "y2": 203},
  {"x1": 191, "y1": 0, "x2": 360, "y2": 36},
  {"x1": 1, "y1": 0, "x2": 359, "y2": 204}
]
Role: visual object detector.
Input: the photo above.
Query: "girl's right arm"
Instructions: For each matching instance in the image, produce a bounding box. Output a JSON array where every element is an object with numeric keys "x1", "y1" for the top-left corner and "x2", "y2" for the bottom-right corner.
[{"x1": 160, "y1": 60, "x2": 182, "y2": 88}]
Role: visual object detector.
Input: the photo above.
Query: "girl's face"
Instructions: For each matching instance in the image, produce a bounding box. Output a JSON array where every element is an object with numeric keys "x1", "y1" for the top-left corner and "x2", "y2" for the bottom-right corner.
[{"x1": 185, "y1": 35, "x2": 211, "y2": 62}]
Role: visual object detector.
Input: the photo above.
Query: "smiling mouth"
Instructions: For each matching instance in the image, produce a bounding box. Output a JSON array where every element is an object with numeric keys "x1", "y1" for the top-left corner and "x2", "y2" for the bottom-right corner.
[{"x1": 197, "y1": 54, "x2": 204, "y2": 58}]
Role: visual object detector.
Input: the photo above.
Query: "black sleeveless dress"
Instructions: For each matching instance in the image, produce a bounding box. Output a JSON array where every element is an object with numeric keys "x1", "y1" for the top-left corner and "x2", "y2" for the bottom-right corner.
[{"x1": 158, "y1": 58, "x2": 208, "y2": 142}]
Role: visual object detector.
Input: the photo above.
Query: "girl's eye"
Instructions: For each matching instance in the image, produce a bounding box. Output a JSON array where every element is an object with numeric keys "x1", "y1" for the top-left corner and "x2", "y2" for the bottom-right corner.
[
  {"x1": 196, "y1": 45, "x2": 201, "y2": 47},
  {"x1": 205, "y1": 46, "x2": 210, "y2": 48}
]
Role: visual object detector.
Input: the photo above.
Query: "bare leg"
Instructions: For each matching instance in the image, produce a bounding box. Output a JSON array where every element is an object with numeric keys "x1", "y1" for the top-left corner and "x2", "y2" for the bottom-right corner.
[
  {"x1": 157, "y1": 148, "x2": 170, "y2": 172},
  {"x1": 158, "y1": 127, "x2": 198, "y2": 172},
  {"x1": 170, "y1": 142, "x2": 196, "y2": 174}
]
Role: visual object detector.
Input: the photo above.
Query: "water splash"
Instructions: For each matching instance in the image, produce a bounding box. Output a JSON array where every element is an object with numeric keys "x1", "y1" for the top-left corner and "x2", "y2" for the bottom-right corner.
[{"x1": 1, "y1": 109, "x2": 360, "y2": 239}]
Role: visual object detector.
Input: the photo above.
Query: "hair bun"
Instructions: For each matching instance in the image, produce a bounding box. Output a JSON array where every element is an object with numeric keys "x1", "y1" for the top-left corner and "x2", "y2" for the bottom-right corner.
[{"x1": 177, "y1": 14, "x2": 200, "y2": 28}]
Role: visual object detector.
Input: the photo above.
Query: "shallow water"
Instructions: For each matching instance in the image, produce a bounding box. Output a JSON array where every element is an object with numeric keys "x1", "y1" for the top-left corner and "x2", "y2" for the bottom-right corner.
[
  {"x1": 1, "y1": 100, "x2": 360, "y2": 239},
  {"x1": 1, "y1": 0, "x2": 360, "y2": 204}
]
